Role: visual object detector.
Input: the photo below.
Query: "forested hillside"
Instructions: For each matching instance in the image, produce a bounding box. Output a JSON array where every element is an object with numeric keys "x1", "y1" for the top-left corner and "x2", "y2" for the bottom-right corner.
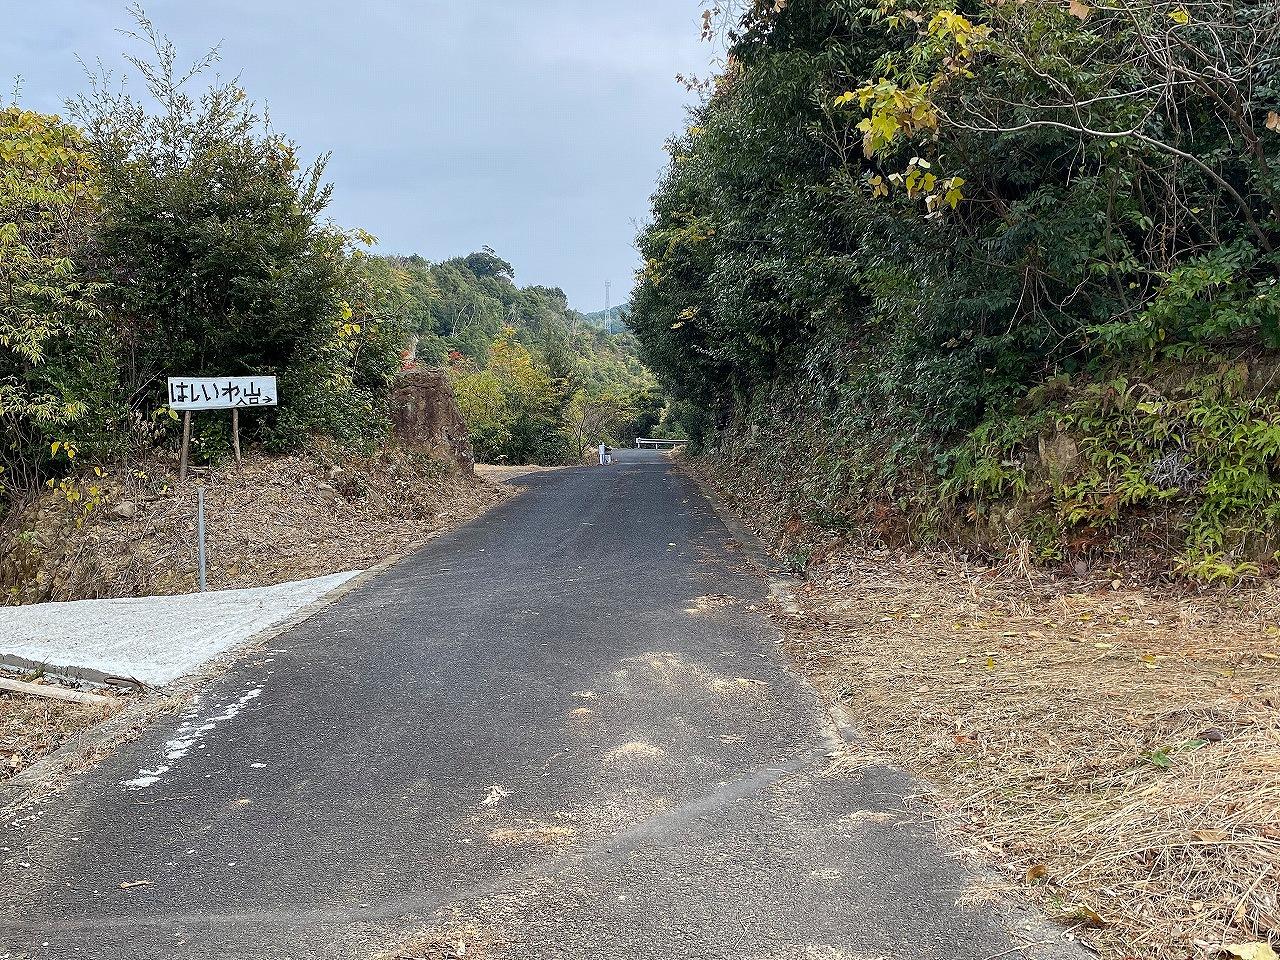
[
  {"x1": 631, "y1": 0, "x2": 1280, "y2": 580},
  {"x1": 372, "y1": 251, "x2": 666, "y2": 463},
  {"x1": 581, "y1": 304, "x2": 632, "y2": 333},
  {"x1": 0, "y1": 16, "x2": 661, "y2": 528}
]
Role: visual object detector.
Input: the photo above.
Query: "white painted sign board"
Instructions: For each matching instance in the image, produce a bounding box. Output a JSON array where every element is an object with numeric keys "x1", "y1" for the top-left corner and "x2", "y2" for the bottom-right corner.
[{"x1": 167, "y1": 376, "x2": 278, "y2": 411}]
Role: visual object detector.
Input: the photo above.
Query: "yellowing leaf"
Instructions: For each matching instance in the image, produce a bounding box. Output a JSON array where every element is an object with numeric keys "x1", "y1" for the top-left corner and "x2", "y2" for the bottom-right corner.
[
  {"x1": 1223, "y1": 945, "x2": 1279, "y2": 960},
  {"x1": 1071, "y1": 904, "x2": 1107, "y2": 927},
  {"x1": 1267, "y1": 112, "x2": 1280, "y2": 133},
  {"x1": 1168, "y1": 7, "x2": 1190, "y2": 23},
  {"x1": 1067, "y1": 0, "x2": 1091, "y2": 18}
]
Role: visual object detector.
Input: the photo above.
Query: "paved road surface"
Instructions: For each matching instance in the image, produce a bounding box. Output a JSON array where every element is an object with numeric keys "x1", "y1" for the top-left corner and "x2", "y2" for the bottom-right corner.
[{"x1": 2, "y1": 451, "x2": 1081, "y2": 959}]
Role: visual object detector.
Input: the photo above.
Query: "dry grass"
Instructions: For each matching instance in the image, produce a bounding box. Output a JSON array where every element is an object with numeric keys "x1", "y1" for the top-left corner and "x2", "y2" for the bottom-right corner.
[
  {"x1": 2, "y1": 447, "x2": 506, "y2": 604},
  {"x1": 1, "y1": 688, "x2": 120, "y2": 779},
  {"x1": 379, "y1": 925, "x2": 491, "y2": 960},
  {"x1": 784, "y1": 546, "x2": 1280, "y2": 958},
  {"x1": 473, "y1": 463, "x2": 566, "y2": 482}
]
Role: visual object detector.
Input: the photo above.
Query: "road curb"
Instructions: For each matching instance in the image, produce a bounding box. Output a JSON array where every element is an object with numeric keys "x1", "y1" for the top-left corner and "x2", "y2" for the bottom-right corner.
[{"x1": 1, "y1": 554, "x2": 403, "y2": 814}]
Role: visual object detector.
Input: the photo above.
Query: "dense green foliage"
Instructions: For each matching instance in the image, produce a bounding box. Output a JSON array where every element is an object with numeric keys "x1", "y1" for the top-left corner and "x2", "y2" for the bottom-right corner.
[
  {"x1": 0, "y1": 108, "x2": 107, "y2": 493},
  {"x1": 68, "y1": 26, "x2": 394, "y2": 457},
  {"x1": 581, "y1": 304, "x2": 632, "y2": 334},
  {"x1": 631, "y1": 0, "x2": 1280, "y2": 577}
]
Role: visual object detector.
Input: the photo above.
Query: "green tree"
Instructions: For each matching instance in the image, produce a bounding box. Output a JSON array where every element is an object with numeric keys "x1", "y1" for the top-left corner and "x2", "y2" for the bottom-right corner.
[
  {"x1": 0, "y1": 107, "x2": 108, "y2": 495},
  {"x1": 629, "y1": 0, "x2": 1280, "y2": 574},
  {"x1": 69, "y1": 10, "x2": 380, "y2": 451},
  {"x1": 563, "y1": 387, "x2": 639, "y2": 460}
]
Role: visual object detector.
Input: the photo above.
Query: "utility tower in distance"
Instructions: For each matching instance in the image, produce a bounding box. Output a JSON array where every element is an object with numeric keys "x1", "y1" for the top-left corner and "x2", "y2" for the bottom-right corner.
[{"x1": 605, "y1": 280, "x2": 612, "y2": 335}]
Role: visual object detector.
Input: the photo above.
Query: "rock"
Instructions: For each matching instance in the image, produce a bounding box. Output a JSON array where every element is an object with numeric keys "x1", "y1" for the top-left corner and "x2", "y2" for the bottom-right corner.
[
  {"x1": 391, "y1": 368, "x2": 476, "y2": 475},
  {"x1": 327, "y1": 465, "x2": 343, "y2": 479},
  {"x1": 110, "y1": 501, "x2": 138, "y2": 520},
  {"x1": 1038, "y1": 430, "x2": 1080, "y2": 486},
  {"x1": 317, "y1": 482, "x2": 335, "y2": 492},
  {"x1": 1073, "y1": 559, "x2": 1088, "y2": 577}
]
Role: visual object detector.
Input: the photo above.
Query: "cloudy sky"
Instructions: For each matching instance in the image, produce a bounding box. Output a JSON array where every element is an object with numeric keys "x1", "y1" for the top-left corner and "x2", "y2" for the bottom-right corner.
[{"x1": 4, "y1": 1, "x2": 715, "y2": 311}]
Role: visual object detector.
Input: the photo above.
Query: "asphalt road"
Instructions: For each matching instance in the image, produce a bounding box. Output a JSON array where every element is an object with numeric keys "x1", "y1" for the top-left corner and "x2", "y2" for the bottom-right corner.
[{"x1": 2, "y1": 451, "x2": 1084, "y2": 960}]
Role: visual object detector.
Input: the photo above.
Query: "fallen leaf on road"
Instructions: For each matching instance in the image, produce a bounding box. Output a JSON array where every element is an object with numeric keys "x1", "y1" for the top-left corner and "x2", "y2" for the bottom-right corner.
[{"x1": 480, "y1": 786, "x2": 509, "y2": 807}]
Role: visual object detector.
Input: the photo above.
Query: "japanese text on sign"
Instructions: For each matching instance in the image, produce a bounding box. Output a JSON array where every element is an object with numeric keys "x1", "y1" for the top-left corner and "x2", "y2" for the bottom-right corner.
[{"x1": 167, "y1": 376, "x2": 278, "y2": 411}]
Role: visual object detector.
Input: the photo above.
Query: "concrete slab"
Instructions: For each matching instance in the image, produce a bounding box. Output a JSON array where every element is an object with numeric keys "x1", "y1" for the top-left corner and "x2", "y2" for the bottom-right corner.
[{"x1": 0, "y1": 572, "x2": 360, "y2": 687}]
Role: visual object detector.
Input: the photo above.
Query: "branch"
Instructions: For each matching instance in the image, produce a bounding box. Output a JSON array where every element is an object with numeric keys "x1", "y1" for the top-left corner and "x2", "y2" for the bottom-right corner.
[{"x1": 940, "y1": 111, "x2": 1273, "y2": 252}]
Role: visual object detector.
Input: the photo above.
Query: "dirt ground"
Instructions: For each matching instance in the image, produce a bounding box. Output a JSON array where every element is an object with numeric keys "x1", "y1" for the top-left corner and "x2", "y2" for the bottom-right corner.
[
  {"x1": 689, "y1": 449, "x2": 1280, "y2": 959},
  {"x1": 2, "y1": 448, "x2": 508, "y2": 604},
  {"x1": 780, "y1": 548, "x2": 1279, "y2": 959},
  {"x1": 474, "y1": 463, "x2": 568, "y2": 482}
]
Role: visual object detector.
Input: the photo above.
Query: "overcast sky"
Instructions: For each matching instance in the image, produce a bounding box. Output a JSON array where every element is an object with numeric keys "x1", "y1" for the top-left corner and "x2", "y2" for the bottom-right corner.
[{"x1": 4, "y1": 1, "x2": 714, "y2": 311}]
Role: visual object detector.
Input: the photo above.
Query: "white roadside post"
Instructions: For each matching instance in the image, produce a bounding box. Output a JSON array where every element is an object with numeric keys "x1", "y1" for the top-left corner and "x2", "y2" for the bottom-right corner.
[
  {"x1": 167, "y1": 375, "x2": 279, "y2": 592},
  {"x1": 197, "y1": 485, "x2": 207, "y2": 592},
  {"x1": 599, "y1": 443, "x2": 607, "y2": 466}
]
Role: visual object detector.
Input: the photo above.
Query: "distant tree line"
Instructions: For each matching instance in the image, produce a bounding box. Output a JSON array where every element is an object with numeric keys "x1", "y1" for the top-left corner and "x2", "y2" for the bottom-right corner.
[{"x1": 377, "y1": 249, "x2": 675, "y2": 464}]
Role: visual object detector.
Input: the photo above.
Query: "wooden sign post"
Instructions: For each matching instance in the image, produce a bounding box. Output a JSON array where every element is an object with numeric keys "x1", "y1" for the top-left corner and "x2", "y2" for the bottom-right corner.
[{"x1": 167, "y1": 376, "x2": 279, "y2": 481}]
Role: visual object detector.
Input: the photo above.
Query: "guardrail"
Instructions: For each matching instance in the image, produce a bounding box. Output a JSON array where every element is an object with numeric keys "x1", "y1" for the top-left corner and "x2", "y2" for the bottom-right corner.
[{"x1": 634, "y1": 438, "x2": 688, "y2": 448}]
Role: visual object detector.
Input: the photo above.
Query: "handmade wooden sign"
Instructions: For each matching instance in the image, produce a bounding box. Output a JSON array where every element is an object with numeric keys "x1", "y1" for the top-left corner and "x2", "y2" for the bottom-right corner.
[
  {"x1": 168, "y1": 375, "x2": 279, "y2": 480},
  {"x1": 167, "y1": 376, "x2": 278, "y2": 411}
]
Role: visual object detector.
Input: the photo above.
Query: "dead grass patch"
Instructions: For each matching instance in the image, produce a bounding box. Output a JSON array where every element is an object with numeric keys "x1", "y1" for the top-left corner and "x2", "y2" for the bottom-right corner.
[
  {"x1": 785, "y1": 546, "x2": 1280, "y2": 958},
  {"x1": 486, "y1": 823, "x2": 576, "y2": 846},
  {"x1": 2, "y1": 447, "x2": 506, "y2": 604},
  {"x1": 2, "y1": 688, "x2": 120, "y2": 778},
  {"x1": 602, "y1": 741, "x2": 666, "y2": 764},
  {"x1": 473, "y1": 463, "x2": 565, "y2": 483}
]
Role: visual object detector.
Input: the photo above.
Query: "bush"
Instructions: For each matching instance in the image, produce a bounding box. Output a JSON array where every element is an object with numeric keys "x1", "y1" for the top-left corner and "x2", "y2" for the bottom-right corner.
[
  {"x1": 0, "y1": 107, "x2": 110, "y2": 497},
  {"x1": 629, "y1": 0, "x2": 1280, "y2": 578},
  {"x1": 69, "y1": 13, "x2": 394, "y2": 456}
]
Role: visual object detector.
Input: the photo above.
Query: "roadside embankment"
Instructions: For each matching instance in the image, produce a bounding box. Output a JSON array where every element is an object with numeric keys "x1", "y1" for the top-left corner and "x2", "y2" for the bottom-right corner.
[
  {"x1": 0, "y1": 447, "x2": 505, "y2": 606},
  {"x1": 688, "y1": 451, "x2": 1280, "y2": 960}
]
